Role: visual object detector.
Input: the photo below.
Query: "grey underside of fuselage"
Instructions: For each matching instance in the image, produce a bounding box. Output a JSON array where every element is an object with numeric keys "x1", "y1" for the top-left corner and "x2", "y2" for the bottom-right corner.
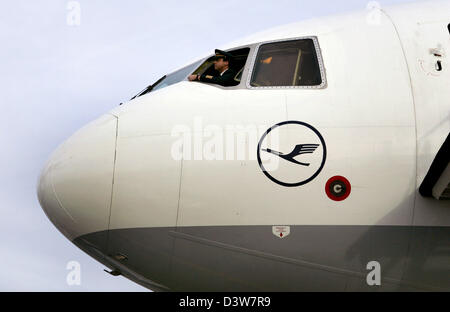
[{"x1": 73, "y1": 225, "x2": 450, "y2": 291}]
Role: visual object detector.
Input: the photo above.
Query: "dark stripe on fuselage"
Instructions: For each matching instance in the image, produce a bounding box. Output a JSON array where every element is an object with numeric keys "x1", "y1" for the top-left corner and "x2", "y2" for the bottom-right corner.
[{"x1": 73, "y1": 225, "x2": 450, "y2": 291}]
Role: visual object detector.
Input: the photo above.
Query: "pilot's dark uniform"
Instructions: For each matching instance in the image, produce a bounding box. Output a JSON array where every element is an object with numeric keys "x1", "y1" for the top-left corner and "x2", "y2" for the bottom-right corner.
[{"x1": 195, "y1": 49, "x2": 237, "y2": 87}]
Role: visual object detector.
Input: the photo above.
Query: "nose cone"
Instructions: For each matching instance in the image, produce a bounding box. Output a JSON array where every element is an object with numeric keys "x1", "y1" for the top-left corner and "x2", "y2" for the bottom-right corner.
[{"x1": 37, "y1": 114, "x2": 118, "y2": 242}]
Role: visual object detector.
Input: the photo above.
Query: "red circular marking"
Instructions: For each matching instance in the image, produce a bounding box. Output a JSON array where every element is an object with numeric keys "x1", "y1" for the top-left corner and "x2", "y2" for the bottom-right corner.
[{"x1": 325, "y1": 176, "x2": 351, "y2": 201}]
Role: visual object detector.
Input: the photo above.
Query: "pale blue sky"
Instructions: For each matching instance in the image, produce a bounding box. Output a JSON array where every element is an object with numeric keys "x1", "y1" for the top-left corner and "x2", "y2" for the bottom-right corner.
[{"x1": 0, "y1": 0, "x2": 414, "y2": 291}]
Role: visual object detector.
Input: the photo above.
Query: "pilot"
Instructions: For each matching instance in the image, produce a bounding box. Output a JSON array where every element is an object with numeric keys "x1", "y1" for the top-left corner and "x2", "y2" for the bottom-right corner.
[{"x1": 188, "y1": 49, "x2": 237, "y2": 87}]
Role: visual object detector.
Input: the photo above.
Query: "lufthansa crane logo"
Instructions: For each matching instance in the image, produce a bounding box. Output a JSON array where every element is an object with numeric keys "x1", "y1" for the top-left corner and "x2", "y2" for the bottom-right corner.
[{"x1": 257, "y1": 121, "x2": 327, "y2": 187}]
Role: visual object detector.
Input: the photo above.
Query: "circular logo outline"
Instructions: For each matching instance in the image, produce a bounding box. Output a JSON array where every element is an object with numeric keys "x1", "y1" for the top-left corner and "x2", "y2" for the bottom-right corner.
[{"x1": 257, "y1": 120, "x2": 327, "y2": 187}]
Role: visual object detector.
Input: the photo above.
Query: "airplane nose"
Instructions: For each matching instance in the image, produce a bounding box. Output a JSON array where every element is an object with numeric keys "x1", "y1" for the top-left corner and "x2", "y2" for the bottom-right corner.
[{"x1": 37, "y1": 114, "x2": 118, "y2": 243}]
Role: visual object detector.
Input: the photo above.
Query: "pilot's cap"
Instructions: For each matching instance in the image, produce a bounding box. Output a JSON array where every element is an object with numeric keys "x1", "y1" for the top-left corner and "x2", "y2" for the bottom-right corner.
[{"x1": 213, "y1": 49, "x2": 233, "y2": 62}]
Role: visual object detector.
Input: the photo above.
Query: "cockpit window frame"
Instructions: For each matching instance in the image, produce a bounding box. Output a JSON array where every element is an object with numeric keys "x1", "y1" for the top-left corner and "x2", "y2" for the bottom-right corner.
[{"x1": 246, "y1": 36, "x2": 327, "y2": 90}]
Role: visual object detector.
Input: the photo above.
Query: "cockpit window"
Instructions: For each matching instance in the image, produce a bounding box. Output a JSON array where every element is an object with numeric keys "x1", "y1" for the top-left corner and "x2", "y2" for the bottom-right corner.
[
  {"x1": 152, "y1": 60, "x2": 202, "y2": 92},
  {"x1": 192, "y1": 47, "x2": 250, "y2": 86},
  {"x1": 249, "y1": 39, "x2": 323, "y2": 87},
  {"x1": 130, "y1": 47, "x2": 252, "y2": 100},
  {"x1": 130, "y1": 59, "x2": 203, "y2": 99}
]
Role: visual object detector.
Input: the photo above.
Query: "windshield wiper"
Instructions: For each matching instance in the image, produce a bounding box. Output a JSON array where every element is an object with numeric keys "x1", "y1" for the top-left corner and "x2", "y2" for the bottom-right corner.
[{"x1": 130, "y1": 75, "x2": 167, "y2": 100}]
